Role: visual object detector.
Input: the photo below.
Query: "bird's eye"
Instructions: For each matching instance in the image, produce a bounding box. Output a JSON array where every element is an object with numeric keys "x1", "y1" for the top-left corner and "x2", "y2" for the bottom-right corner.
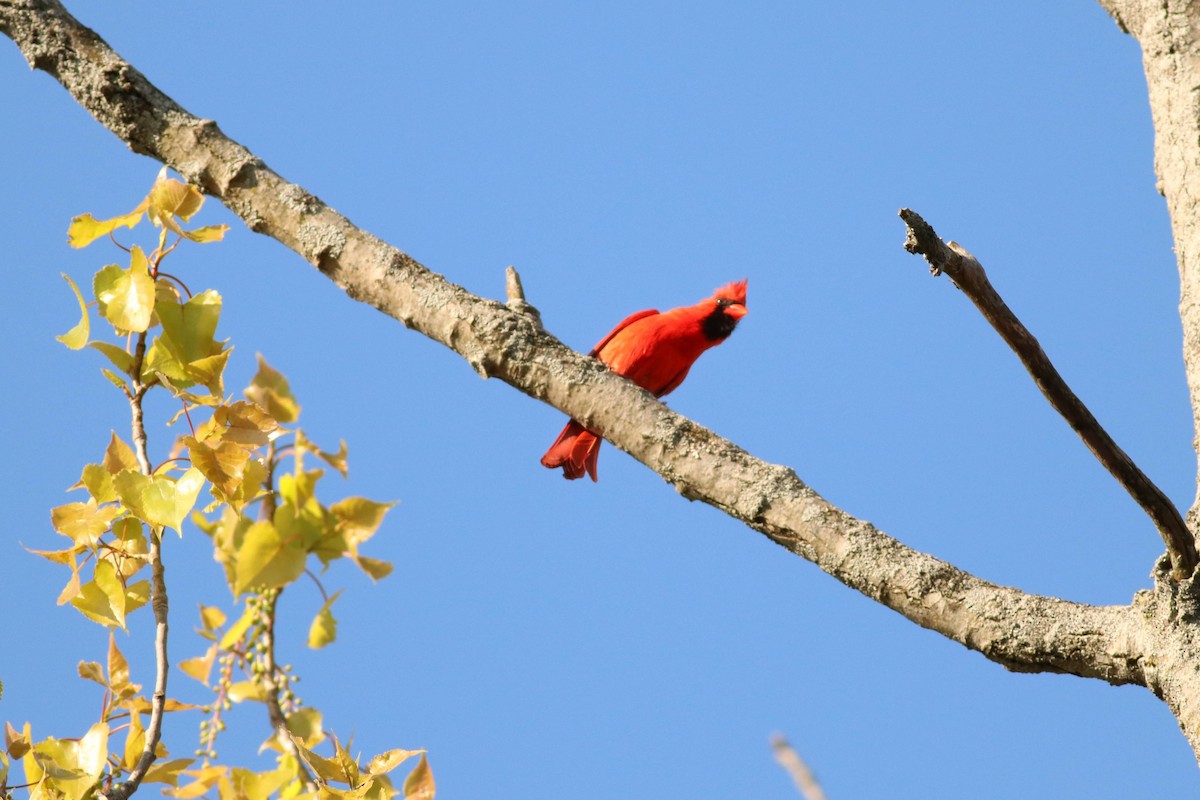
[{"x1": 716, "y1": 298, "x2": 731, "y2": 308}]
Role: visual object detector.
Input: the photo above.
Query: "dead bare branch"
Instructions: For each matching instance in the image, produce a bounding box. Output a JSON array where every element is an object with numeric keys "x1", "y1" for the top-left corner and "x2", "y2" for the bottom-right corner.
[{"x1": 899, "y1": 207, "x2": 1199, "y2": 580}]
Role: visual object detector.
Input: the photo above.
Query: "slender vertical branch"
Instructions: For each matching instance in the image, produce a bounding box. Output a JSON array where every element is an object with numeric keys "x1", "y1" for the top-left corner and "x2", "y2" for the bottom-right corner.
[
  {"x1": 255, "y1": 440, "x2": 318, "y2": 792},
  {"x1": 102, "y1": 333, "x2": 168, "y2": 800},
  {"x1": 899, "y1": 208, "x2": 1199, "y2": 580},
  {"x1": 260, "y1": 589, "x2": 319, "y2": 792}
]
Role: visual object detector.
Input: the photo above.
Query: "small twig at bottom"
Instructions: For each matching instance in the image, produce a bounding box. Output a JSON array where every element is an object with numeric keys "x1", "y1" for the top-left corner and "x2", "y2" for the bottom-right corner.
[{"x1": 770, "y1": 733, "x2": 828, "y2": 800}]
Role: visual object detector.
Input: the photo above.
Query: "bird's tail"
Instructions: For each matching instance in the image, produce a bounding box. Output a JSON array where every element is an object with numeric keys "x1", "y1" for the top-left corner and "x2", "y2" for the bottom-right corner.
[{"x1": 540, "y1": 420, "x2": 602, "y2": 482}]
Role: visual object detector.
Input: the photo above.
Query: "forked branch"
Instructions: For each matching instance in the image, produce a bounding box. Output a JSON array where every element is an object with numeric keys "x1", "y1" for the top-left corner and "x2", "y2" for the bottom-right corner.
[{"x1": 898, "y1": 207, "x2": 1199, "y2": 579}]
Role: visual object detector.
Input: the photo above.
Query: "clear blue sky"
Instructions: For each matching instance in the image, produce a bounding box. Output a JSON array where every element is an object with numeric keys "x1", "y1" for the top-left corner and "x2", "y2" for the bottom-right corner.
[{"x1": 1, "y1": 1, "x2": 1194, "y2": 796}]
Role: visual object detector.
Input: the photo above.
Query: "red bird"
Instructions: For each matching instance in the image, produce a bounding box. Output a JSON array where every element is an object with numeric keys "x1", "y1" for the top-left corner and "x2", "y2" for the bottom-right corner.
[{"x1": 541, "y1": 279, "x2": 748, "y2": 481}]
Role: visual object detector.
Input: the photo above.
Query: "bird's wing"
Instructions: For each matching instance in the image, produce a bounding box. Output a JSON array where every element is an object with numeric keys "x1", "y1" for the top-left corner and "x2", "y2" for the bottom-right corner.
[{"x1": 588, "y1": 309, "x2": 660, "y2": 357}]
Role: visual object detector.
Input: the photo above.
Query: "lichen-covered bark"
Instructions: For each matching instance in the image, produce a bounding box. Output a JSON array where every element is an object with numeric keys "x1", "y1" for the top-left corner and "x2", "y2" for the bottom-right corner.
[{"x1": 7, "y1": 0, "x2": 1200, "y2": 770}]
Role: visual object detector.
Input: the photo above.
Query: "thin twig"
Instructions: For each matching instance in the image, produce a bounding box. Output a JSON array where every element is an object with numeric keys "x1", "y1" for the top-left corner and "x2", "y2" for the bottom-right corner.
[
  {"x1": 899, "y1": 207, "x2": 1199, "y2": 580},
  {"x1": 103, "y1": 332, "x2": 168, "y2": 800},
  {"x1": 770, "y1": 733, "x2": 828, "y2": 800},
  {"x1": 261, "y1": 591, "x2": 319, "y2": 792}
]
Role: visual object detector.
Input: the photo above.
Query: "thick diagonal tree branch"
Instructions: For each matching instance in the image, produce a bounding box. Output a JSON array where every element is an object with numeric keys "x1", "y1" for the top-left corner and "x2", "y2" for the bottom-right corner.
[
  {"x1": 899, "y1": 208, "x2": 1199, "y2": 580},
  {"x1": 9, "y1": 0, "x2": 1200, "y2": 769},
  {"x1": 0, "y1": 0, "x2": 1149, "y2": 675}
]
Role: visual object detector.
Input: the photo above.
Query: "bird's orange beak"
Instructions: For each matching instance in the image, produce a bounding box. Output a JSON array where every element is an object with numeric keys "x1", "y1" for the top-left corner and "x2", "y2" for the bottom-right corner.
[{"x1": 725, "y1": 303, "x2": 748, "y2": 320}]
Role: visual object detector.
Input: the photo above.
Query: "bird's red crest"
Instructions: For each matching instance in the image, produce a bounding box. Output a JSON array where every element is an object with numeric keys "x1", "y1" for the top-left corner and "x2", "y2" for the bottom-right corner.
[{"x1": 714, "y1": 278, "x2": 748, "y2": 306}]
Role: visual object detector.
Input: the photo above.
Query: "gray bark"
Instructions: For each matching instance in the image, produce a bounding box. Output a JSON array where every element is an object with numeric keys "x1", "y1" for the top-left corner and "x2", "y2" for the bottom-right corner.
[{"x1": 6, "y1": 0, "x2": 1200, "y2": 772}]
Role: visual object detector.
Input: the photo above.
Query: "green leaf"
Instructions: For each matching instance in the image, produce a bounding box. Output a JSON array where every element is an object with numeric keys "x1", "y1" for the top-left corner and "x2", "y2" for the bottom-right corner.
[
  {"x1": 234, "y1": 520, "x2": 306, "y2": 595},
  {"x1": 94, "y1": 246, "x2": 155, "y2": 333},
  {"x1": 245, "y1": 355, "x2": 300, "y2": 423},
  {"x1": 145, "y1": 290, "x2": 229, "y2": 394},
  {"x1": 79, "y1": 464, "x2": 117, "y2": 504},
  {"x1": 331, "y1": 497, "x2": 396, "y2": 545},
  {"x1": 226, "y1": 681, "x2": 267, "y2": 703},
  {"x1": 307, "y1": 590, "x2": 343, "y2": 649},
  {"x1": 219, "y1": 605, "x2": 255, "y2": 650},
  {"x1": 101, "y1": 368, "x2": 130, "y2": 392},
  {"x1": 56, "y1": 273, "x2": 90, "y2": 349},
  {"x1": 90, "y1": 341, "x2": 134, "y2": 374},
  {"x1": 114, "y1": 468, "x2": 205, "y2": 535}
]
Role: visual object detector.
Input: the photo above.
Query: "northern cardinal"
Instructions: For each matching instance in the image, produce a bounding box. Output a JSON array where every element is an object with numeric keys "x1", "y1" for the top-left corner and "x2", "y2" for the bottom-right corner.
[{"x1": 541, "y1": 279, "x2": 748, "y2": 481}]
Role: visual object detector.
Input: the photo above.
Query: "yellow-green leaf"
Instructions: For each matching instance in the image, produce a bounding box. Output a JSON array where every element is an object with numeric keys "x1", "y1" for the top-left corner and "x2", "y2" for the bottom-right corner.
[
  {"x1": 148, "y1": 174, "x2": 204, "y2": 225},
  {"x1": 200, "y1": 605, "x2": 227, "y2": 631},
  {"x1": 79, "y1": 463, "x2": 117, "y2": 504},
  {"x1": 182, "y1": 224, "x2": 228, "y2": 243},
  {"x1": 366, "y1": 749, "x2": 421, "y2": 777},
  {"x1": 285, "y1": 708, "x2": 324, "y2": 749},
  {"x1": 67, "y1": 205, "x2": 146, "y2": 249},
  {"x1": 226, "y1": 681, "x2": 267, "y2": 703},
  {"x1": 123, "y1": 712, "x2": 144, "y2": 771},
  {"x1": 331, "y1": 497, "x2": 395, "y2": 545},
  {"x1": 245, "y1": 355, "x2": 300, "y2": 423},
  {"x1": 164, "y1": 765, "x2": 226, "y2": 799},
  {"x1": 145, "y1": 290, "x2": 229, "y2": 394},
  {"x1": 108, "y1": 632, "x2": 130, "y2": 690},
  {"x1": 116, "y1": 467, "x2": 204, "y2": 535},
  {"x1": 70, "y1": 561, "x2": 145, "y2": 628},
  {"x1": 215, "y1": 401, "x2": 280, "y2": 449},
  {"x1": 186, "y1": 436, "x2": 250, "y2": 500},
  {"x1": 57, "y1": 273, "x2": 90, "y2": 349},
  {"x1": 77, "y1": 661, "x2": 106, "y2": 687},
  {"x1": 351, "y1": 554, "x2": 394, "y2": 582},
  {"x1": 103, "y1": 432, "x2": 139, "y2": 474},
  {"x1": 296, "y1": 430, "x2": 348, "y2": 477},
  {"x1": 234, "y1": 520, "x2": 306, "y2": 595},
  {"x1": 94, "y1": 246, "x2": 155, "y2": 333},
  {"x1": 91, "y1": 341, "x2": 134, "y2": 374},
  {"x1": 6, "y1": 722, "x2": 31, "y2": 759},
  {"x1": 402, "y1": 753, "x2": 435, "y2": 800},
  {"x1": 179, "y1": 644, "x2": 217, "y2": 686},
  {"x1": 144, "y1": 758, "x2": 195, "y2": 786},
  {"x1": 219, "y1": 605, "x2": 255, "y2": 650},
  {"x1": 289, "y1": 735, "x2": 348, "y2": 785},
  {"x1": 307, "y1": 590, "x2": 342, "y2": 650},
  {"x1": 50, "y1": 501, "x2": 121, "y2": 546},
  {"x1": 57, "y1": 569, "x2": 81, "y2": 606}
]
